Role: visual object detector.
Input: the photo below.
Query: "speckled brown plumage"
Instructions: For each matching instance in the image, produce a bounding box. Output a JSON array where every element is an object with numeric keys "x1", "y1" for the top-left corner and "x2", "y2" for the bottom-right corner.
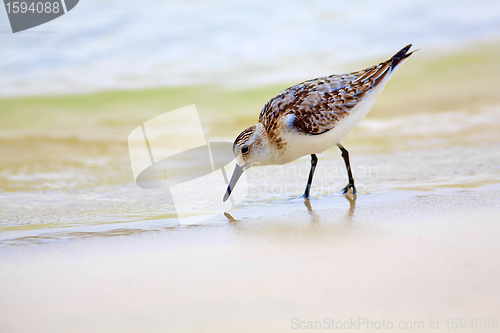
[{"x1": 257, "y1": 44, "x2": 414, "y2": 137}]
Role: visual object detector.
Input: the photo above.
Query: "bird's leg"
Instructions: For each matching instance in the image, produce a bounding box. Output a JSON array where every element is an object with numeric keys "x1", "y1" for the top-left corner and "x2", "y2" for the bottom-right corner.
[
  {"x1": 337, "y1": 143, "x2": 356, "y2": 194},
  {"x1": 303, "y1": 154, "x2": 318, "y2": 199}
]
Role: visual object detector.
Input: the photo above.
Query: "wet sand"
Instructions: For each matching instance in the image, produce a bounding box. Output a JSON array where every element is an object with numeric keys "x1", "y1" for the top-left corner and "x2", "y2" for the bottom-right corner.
[
  {"x1": 1, "y1": 187, "x2": 500, "y2": 332},
  {"x1": 1, "y1": 40, "x2": 500, "y2": 332}
]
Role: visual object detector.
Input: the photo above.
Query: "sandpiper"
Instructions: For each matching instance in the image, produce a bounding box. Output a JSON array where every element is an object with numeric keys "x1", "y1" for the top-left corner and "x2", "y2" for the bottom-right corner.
[{"x1": 224, "y1": 45, "x2": 415, "y2": 202}]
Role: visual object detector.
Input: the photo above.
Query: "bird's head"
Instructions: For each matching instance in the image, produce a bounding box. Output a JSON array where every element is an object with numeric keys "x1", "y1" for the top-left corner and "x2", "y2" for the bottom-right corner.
[
  {"x1": 223, "y1": 123, "x2": 272, "y2": 202},
  {"x1": 232, "y1": 123, "x2": 273, "y2": 169}
]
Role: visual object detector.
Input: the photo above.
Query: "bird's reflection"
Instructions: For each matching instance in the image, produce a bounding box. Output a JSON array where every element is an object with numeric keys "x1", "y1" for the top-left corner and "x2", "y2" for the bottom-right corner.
[
  {"x1": 304, "y1": 192, "x2": 356, "y2": 224},
  {"x1": 303, "y1": 198, "x2": 320, "y2": 224},
  {"x1": 224, "y1": 192, "x2": 357, "y2": 224},
  {"x1": 344, "y1": 192, "x2": 357, "y2": 222},
  {"x1": 224, "y1": 212, "x2": 238, "y2": 223}
]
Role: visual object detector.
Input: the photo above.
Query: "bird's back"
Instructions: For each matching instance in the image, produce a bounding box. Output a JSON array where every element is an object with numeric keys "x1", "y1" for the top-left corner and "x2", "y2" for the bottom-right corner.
[{"x1": 259, "y1": 45, "x2": 414, "y2": 137}]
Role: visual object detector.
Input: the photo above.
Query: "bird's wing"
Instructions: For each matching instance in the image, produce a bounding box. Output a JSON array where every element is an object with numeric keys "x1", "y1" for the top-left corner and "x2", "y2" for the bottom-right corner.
[{"x1": 259, "y1": 44, "x2": 414, "y2": 135}]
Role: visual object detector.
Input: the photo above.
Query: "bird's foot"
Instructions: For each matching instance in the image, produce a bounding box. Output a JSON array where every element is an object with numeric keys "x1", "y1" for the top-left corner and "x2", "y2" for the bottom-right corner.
[
  {"x1": 341, "y1": 184, "x2": 356, "y2": 195},
  {"x1": 302, "y1": 193, "x2": 311, "y2": 200}
]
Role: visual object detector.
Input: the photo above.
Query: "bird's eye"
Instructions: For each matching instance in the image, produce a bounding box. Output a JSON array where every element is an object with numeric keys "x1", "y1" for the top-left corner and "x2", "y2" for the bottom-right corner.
[{"x1": 241, "y1": 146, "x2": 249, "y2": 154}]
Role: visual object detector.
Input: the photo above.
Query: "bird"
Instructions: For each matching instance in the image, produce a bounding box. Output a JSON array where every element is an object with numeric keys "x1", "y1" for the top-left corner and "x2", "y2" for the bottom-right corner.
[{"x1": 223, "y1": 44, "x2": 415, "y2": 202}]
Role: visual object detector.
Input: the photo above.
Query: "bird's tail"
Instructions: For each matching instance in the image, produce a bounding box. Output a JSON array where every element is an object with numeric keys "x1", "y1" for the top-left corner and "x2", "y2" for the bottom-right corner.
[
  {"x1": 349, "y1": 44, "x2": 416, "y2": 94},
  {"x1": 390, "y1": 44, "x2": 416, "y2": 69}
]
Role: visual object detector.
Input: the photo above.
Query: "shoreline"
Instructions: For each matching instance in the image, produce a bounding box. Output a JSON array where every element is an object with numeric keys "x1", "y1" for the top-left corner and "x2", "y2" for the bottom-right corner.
[
  {"x1": 1, "y1": 185, "x2": 500, "y2": 332},
  {"x1": 1, "y1": 38, "x2": 500, "y2": 333}
]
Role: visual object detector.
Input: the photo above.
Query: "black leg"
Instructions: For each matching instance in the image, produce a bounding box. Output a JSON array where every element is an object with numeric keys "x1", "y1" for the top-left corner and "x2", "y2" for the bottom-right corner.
[
  {"x1": 303, "y1": 154, "x2": 318, "y2": 199},
  {"x1": 337, "y1": 143, "x2": 356, "y2": 194}
]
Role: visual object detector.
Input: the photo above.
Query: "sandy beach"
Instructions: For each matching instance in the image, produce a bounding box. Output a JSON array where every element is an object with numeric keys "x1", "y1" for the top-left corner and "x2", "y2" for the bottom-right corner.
[
  {"x1": 1, "y1": 188, "x2": 500, "y2": 332},
  {"x1": 1, "y1": 37, "x2": 500, "y2": 332}
]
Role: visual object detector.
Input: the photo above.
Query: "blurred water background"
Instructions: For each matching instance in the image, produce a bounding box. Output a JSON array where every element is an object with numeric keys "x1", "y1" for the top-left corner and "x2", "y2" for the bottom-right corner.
[{"x1": 1, "y1": 0, "x2": 500, "y2": 96}]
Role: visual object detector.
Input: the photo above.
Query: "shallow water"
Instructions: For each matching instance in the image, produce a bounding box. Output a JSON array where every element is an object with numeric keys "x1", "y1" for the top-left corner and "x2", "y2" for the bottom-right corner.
[{"x1": 1, "y1": 104, "x2": 499, "y2": 245}]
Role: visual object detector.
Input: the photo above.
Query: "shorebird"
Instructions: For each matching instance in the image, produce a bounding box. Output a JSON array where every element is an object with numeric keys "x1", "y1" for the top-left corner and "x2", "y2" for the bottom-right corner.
[{"x1": 224, "y1": 45, "x2": 415, "y2": 202}]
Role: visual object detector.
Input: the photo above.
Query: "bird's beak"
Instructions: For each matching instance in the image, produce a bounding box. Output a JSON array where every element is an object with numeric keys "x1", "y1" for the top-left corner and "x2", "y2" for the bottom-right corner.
[{"x1": 223, "y1": 164, "x2": 244, "y2": 202}]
